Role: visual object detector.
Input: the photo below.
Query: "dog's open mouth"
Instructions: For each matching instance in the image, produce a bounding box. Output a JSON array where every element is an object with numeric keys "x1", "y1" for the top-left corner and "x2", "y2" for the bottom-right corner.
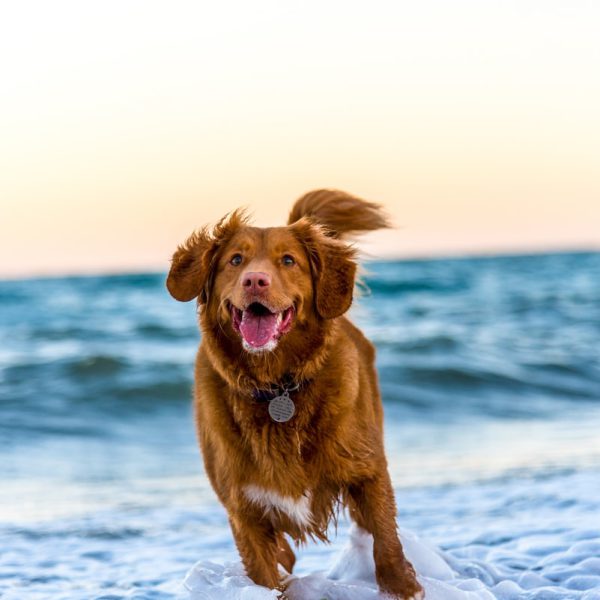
[{"x1": 231, "y1": 302, "x2": 294, "y2": 350}]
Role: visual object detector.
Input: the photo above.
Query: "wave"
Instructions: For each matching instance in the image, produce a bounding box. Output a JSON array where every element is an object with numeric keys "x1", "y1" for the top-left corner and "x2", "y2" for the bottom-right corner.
[
  {"x1": 133, "y1": 323, "x2": 196, "y2": 339},
  {"x1": 66, "y1": 354, "x2": 129, "y2": 377},
  {"x1": 1, "y1": 251, "x2": 599, "y2": 435},
  {"x1": 375, "y1": 335, "x2": 460, "y2": 353},
  {"x1": 363, "y1": 277, "x2": 468, "y2": 295}
]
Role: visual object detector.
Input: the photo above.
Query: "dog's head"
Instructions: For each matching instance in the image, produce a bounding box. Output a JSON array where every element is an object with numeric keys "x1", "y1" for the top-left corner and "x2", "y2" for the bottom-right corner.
[{"x1": 166, "y1": 211, "x2": 357, "y2": 353}]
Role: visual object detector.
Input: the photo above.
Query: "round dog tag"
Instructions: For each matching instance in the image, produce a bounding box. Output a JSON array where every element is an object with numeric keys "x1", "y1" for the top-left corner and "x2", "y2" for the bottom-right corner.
[{"x1": 268, "y1": 392, "x2": 295, "y2": 423}]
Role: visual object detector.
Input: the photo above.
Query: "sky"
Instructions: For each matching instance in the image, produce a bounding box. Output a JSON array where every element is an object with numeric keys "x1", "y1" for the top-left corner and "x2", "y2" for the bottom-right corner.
[{"x1": 1, "y1": 0, "x2": 599, "y2": 277}]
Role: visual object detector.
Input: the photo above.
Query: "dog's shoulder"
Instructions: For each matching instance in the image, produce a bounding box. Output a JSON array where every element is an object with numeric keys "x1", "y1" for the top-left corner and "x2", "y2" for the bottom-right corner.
[{"x1": 337, "y1": 316, "x2": 376, "y2": 364}]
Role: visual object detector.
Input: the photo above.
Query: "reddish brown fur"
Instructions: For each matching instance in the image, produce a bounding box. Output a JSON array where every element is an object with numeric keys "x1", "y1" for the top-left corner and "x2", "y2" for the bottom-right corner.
[
  {"x1": 288, "y1": 188, "x2": 391, "y2": 238},
  {"x1": 166, "y1": 190, "x2": 423, "y2": 599}
]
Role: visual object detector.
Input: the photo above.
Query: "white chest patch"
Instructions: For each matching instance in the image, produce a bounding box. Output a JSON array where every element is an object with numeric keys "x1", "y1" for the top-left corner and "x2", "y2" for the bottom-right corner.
[{"x1": 243, "y1": 485, "x2": 312, "y2": 528}]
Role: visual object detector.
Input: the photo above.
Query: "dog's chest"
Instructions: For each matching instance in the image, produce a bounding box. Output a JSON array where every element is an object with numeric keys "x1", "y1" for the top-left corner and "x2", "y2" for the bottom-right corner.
[{"x1": 243, "y1": 484, "x2": 313, "y2": 528}]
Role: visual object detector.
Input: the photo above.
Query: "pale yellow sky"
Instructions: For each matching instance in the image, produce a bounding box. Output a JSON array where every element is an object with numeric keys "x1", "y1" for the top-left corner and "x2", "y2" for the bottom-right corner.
[{"x1": 1, "y1": 0, "x2": 599, "y2": 277}]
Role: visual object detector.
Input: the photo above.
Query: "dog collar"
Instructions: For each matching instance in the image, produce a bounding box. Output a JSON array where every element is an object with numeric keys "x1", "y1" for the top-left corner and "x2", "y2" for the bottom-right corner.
[
  {"x1": 252, "y1": 374, "x2": 300, "y2": 403},
  {"x1": 251, "y1": 375, "x2": 304, "y2": 423}
]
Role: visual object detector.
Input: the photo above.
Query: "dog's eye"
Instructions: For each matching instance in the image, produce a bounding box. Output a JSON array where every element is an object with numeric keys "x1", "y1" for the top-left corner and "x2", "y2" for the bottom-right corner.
[
  {"x1": 230, "y1": 254, "x2": 243, "y2": 266},
  {"x1": 282, "y1": 255, "x2": 295, "y2": 266}
]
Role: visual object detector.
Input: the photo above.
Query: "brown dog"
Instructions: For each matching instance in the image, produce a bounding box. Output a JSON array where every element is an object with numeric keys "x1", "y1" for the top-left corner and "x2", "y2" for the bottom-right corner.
[{"x1": 167, "y1": 190, "x2": 423, "y2": 599}]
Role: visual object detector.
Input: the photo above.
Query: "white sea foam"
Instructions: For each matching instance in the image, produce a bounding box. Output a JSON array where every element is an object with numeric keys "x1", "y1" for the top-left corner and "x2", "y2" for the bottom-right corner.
[
  {"x1": 183, "y1": 470, "x2": 600, "y2": 600},
  {"x1": 185, "y1": 525, "x2": 495, "y2": 600},
  {"x1": 2, "y1": 470, "x2": 599, "y2": 599}
]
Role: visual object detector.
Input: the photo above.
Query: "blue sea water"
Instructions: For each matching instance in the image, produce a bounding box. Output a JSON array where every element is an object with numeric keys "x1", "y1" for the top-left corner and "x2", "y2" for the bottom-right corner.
[{"x1": 1, "y1": 252, "x2": 599, "y2": 599}]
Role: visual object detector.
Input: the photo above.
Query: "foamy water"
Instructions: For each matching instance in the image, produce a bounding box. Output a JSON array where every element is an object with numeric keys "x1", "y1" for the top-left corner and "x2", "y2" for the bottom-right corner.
[{"x1": 3, "y1": 469, "x2": 599, "y2": 599}]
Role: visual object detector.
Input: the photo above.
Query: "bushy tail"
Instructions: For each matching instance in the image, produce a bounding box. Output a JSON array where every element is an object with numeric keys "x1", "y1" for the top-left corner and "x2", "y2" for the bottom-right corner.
[{"x1": 287, "y1": 189, "x2": 391, "y2": 239}]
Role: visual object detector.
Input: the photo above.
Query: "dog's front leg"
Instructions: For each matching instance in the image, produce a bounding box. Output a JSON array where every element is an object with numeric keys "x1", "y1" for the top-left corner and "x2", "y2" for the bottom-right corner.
[
  {"x1": 348, "y1": 474, "x2": 424, "y2": 600},
  {"x1": 229, "y1": 513, "x2": 283, "y2": 590}
]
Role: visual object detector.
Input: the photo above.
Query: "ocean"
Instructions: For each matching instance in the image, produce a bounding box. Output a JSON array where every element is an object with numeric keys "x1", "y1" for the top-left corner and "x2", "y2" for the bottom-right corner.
[{"x1": 1, "y1": 251, "x2": 599, "y2": 599}]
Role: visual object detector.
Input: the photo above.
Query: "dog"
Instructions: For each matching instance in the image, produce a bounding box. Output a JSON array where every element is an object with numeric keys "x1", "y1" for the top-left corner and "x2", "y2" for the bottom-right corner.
[{"x1": 166, "y1": 189, "x2": 423, "y2": 599}]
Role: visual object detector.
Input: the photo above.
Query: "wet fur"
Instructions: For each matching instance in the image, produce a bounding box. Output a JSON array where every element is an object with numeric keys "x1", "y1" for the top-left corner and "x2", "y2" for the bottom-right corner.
[{"x1": 166, "y1": 189, "x2": 424, "y2": 599}]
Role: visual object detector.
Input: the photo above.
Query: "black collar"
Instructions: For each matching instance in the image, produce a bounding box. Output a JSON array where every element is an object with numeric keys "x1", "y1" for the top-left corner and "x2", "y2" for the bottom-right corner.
[{"x1": 252, "y1": 373, "x2": 300, "y2": 403}]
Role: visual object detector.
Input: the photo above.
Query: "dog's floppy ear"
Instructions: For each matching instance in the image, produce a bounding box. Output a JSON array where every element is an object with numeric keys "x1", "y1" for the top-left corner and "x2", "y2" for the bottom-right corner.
[
  {"x1": 166, "y1": 228, "x2": 215, "y2": 302},
  {"x1": 291, "y1": 218, "x2": 357, "y2": 319},
  {"x1": 314, "y1": 238, "x2": 357, "y2": 319},
  {"x1": 167, "y1": 210, "x2": 248, "y2": 303}
]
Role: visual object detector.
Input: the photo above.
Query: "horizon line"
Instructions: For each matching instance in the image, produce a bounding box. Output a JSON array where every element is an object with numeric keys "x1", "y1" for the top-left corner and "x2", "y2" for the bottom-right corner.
[{"x1": 2, "y1": 245, "x2": 598, "y2": 283}]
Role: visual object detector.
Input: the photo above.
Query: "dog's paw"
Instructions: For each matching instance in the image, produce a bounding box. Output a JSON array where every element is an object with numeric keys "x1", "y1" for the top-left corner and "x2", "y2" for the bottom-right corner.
[
  {"x1": 275, "y1": 582, "x2": 290, "y2": 599},
  {"x1": 381, "y1": 585, "x2": 425, "y2": 600}
]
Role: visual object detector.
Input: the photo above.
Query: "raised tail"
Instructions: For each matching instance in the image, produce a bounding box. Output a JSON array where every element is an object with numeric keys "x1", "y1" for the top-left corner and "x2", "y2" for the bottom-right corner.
[{"x1": 287, "y1": 189, "x2": 391, "y2": 239}]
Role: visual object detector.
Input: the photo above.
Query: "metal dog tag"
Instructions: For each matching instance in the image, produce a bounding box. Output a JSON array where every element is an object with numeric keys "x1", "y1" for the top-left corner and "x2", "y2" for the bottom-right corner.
[{"x1": 268, "y1": 390, "x2": 295, "y2": 423}]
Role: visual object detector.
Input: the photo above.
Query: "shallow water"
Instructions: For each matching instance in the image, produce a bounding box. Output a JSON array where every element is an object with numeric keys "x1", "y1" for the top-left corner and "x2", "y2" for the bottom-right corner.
[{"x1": 1, "y1": 252, "x2": 599, "y2": 598}]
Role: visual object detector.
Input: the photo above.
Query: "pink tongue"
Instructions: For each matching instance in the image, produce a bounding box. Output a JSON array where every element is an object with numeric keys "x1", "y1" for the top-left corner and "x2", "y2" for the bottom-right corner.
[{"x1": 239, "y1": 310, "x2": 278, "y2": 347}]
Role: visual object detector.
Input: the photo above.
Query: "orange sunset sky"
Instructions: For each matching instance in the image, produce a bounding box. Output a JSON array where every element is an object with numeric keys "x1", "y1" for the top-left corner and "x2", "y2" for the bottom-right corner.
[{"x1": 1, "y1": 1, "x2": 599, "y2": 278}]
